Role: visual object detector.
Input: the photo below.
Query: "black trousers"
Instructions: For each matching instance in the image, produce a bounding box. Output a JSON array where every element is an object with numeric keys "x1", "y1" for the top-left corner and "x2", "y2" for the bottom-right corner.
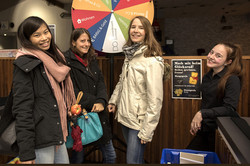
[{"x1": 186, "y1": 130, "x2": 215, "y2": 152}]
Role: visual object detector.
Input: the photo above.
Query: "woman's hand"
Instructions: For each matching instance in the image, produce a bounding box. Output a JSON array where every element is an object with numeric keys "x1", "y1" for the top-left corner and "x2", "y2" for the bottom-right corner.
[
  {"x1": 91, "y1": 103, "x2": 104, "y2": 112},
  {"x1": 190, "y1": 111, "x2": 203, "y2": 135},
  {"x1": 141, "y1": 139, "x2": 147, "y2": 144},
  {"x1": 107, "y1": 104, "x2": 116, "y2": 113},
  {"x1": 19, "y1": 160, "x2": 35, "y2": 164}
]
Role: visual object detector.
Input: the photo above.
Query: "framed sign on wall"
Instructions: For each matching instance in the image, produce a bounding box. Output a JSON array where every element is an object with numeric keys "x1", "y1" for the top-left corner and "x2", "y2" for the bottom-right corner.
[
  {"x1": 172, "y1": 59, "x2": 202, "y2": 99},
  {"x1": 48, "y1": 24, "x2": 56, "y2": 43}
]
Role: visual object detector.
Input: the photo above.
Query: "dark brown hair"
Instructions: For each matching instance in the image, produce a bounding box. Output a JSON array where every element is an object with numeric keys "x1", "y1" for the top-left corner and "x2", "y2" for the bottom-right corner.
[{"x1": 70, "y1": 28, "x2": 96, "y2": 63}]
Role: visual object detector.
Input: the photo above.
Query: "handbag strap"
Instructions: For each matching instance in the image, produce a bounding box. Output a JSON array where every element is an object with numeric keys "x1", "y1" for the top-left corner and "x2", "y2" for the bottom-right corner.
[
  {"x1": 69, "y1": 91, "x2": 83, "y2": 125},
  {"x1": 82, "y1": 109, "x2": 88, "y2": 119},
  {"x1": 76, "y1": 91, "x2": 83, "y2": 104}
]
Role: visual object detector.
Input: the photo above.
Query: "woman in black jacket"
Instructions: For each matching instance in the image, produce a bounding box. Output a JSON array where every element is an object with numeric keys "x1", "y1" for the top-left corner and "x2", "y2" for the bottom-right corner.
[
  {"x1": 64, "y1": 28, "x2": 116, "y2": 164},
  {"x1": 12, "y1": 16, "x2": 76, "y2": 164}
]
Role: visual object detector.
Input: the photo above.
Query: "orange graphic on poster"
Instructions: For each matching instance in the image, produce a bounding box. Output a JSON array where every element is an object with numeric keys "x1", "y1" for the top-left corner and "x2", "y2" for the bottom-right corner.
[
  {"x1": 189, "y1": 72, "x2": 198, "y2": 85},
  {"x1": 174, "y1": 88, "x2": 183, "y2": 96}
]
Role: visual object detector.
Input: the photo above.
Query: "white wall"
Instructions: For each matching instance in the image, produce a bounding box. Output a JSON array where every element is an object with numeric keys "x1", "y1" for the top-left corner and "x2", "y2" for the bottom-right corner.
[{"x1": 0, "y1": 0, "x2": 72, "y2": 51}]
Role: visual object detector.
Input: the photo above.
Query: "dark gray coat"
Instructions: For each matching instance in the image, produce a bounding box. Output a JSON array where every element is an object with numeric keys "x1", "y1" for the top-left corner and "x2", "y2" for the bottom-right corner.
[
  {"x1": 64, "y1": 50, "x2": 112, "y2": 146},
  {"x1": 12, "y1": 55, "x2": 65, "y2": 161}
]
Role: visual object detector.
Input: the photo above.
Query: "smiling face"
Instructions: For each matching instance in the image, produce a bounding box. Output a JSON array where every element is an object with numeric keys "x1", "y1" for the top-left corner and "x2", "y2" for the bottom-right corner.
[
  {"x1": 207, "y1": 44, "x2": 232, "y2": 74},
  {"x1": 129, "y1": 18, "x2": 145, "y2": 43},
  {"x1": 72, "y1": 33, "x2": 91, "y2": 56},
  {"x1": 29, "y1": 23, "x2": 51, "y2": 51}
]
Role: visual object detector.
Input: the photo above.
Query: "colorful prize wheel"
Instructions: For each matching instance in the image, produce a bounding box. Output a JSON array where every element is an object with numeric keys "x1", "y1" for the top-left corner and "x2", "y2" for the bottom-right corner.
[{"x1": 71, "y1": 0, "x2": 154, "y2": 53}]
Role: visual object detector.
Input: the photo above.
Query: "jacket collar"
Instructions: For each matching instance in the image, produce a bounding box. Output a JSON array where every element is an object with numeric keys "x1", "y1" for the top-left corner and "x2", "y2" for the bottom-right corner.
[
  {"x1": 14, "y1": 55, "x2": 42, "y2": 73},
  {"x1": 125, "y1": 45, "x2": 147, "y2": 62},
  {"x1": 64, "y1": 49, "x2": 79, "y2": 63},
  {"x1": 64, "y1": 49, "x2": 94, "y2": 78},
  {"x1": 64, "y1": 50, "x2": 83, "y2": 69},
  {"x1": 208, "y1": 66, "x2": 227, "y2": 79},
  {"x1": 134, "y1": 45, "x2": 147, "y2": 57}
]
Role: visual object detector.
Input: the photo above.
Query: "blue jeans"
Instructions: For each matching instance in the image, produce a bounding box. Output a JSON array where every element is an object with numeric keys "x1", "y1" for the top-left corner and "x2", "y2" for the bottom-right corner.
[
  {"x1": 121, "y1": 124, "x2": 146, "y2": 164},
  {"x1": 70, "y1": 140, "x2": 116, "y2": 164},
  {"x1": 35, "y1": 143, "x2": 69, "y2": 164}
]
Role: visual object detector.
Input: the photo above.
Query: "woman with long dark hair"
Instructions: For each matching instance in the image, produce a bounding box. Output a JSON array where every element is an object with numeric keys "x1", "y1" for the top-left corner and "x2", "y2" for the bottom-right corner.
[
  {"x1": 64, "y1": 28, "x2": 116, "y2": 164},
  {"x1": 13, "y1": 16, "x2": 76, "y2": 164},
  {"x1": 188, "y1": 43, "x2": 244, "y2": 151}
]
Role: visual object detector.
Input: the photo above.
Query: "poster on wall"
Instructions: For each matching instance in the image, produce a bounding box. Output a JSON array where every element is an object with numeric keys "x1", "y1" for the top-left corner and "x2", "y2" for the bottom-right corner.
[
  {"x1": 48, "y1": 24, "x2": 56, "y2": 43},
  {"x1": 172, "y1": 59, "x2": 202, "y2": 99}
]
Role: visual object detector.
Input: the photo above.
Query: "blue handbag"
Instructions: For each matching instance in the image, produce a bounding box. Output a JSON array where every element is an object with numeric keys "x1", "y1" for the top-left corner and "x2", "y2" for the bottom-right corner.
[{"x1": 66, "y1": 112, "x2": 103, "y2": 148}]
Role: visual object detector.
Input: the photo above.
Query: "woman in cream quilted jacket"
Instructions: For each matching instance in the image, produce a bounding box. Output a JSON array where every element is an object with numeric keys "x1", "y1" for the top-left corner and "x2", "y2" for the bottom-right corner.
[{"x1": 108, "y1": 16, "x2": 165, "y2": 164}]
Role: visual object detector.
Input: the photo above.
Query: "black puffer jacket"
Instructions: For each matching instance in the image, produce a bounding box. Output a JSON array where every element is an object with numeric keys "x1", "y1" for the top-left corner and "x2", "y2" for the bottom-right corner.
[
  {"x1": 12, "y1": 55, "x2": 64, "y2": 161},
  {"x1": 64, "y1": 50, "x2": 112, "y2": 146}
]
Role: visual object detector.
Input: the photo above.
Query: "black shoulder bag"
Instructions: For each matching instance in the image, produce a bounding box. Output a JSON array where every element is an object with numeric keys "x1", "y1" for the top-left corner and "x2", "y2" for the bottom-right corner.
[{"x1": 0, "y1": 88, "x2": 18, "y2": 157}]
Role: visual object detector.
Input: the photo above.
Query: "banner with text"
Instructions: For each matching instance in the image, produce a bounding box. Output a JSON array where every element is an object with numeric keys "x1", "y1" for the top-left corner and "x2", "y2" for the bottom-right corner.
[{"x1": 172, "y1": 59, "x2": 202, "y2": 99}]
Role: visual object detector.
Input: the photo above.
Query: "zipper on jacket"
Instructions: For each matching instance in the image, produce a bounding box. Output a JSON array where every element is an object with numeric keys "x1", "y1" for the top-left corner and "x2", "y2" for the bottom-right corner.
[{"x1": 126, "y1": 63, "x2": 129, "y2": 77}]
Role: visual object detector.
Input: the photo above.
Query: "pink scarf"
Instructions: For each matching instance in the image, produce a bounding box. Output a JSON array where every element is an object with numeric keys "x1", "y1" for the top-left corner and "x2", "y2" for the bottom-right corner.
[{"x1": 16, "y1": 48, "x2": 76, "y2": 142}]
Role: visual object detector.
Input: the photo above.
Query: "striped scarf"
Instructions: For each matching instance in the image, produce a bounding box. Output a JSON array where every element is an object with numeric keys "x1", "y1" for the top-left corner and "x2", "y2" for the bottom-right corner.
[{"x1": 122, "y1": 43, "x2": 142, "y2": 60}]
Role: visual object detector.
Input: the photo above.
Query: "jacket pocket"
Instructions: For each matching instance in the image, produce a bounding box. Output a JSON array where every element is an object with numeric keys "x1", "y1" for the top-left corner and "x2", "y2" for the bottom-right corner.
[{"x1": 33, "y1": 105, "x2": 44, "y2": 125}]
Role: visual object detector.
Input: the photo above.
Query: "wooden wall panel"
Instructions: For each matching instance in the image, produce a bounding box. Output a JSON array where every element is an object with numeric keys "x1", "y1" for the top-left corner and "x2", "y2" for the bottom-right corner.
[
  {"x1": 0, "y1": 58, "x2": 14, "y2": 97},
  {"x1": 215, "y1": 130, "x2": 237, "y2": 164},
  {"x1": 0, "y1": 56, "x2": 249, "y2": 164},
  {"x1": 0, "y1": 58, "x2": 15, "y2": 165}
]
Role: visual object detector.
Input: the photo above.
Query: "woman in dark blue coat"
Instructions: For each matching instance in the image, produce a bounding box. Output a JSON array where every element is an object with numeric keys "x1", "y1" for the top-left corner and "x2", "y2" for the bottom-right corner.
[{"x1": 64, "y1": 28, "x2": 116, "y2": 164}]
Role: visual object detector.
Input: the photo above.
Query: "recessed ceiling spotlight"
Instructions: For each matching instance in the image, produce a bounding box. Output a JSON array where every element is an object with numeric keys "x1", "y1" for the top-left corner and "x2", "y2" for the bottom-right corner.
[{"x1": 4, "y1": 34, "x2": 7, "y2": 36}]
